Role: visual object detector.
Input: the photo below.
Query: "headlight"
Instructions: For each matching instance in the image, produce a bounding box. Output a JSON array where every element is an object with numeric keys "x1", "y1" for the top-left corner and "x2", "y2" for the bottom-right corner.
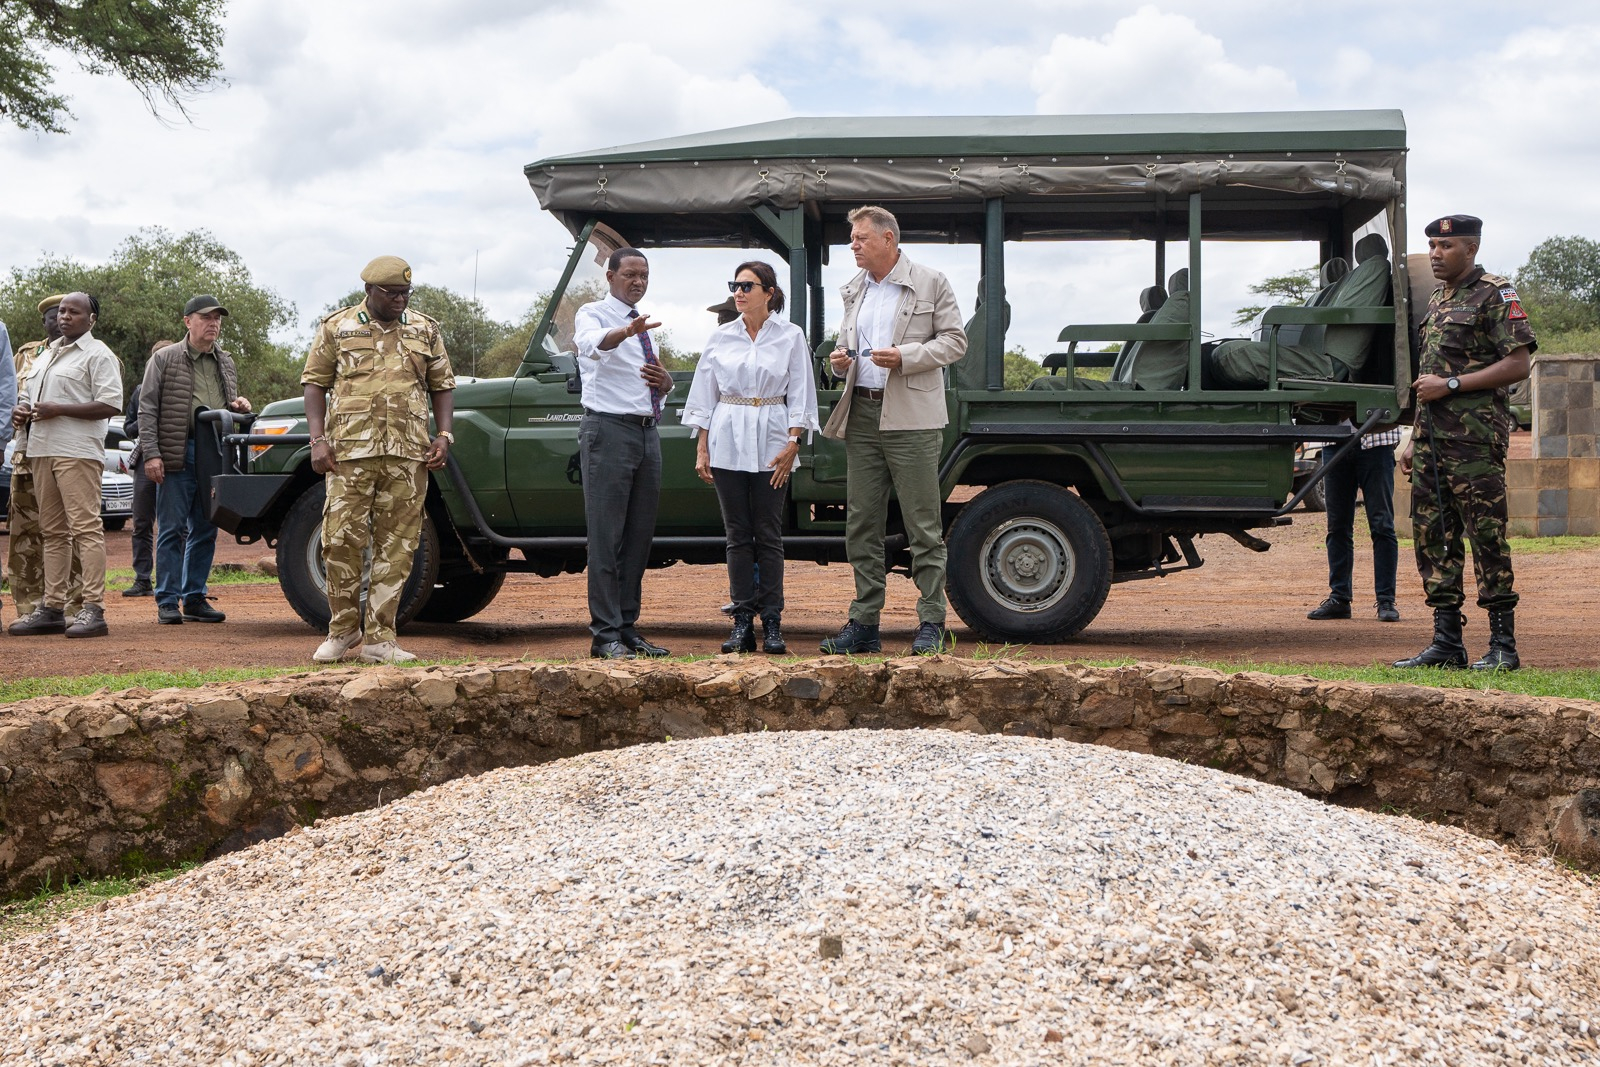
[{"x1": 250, "y1": 417, "x2": 302, "y2": 460}]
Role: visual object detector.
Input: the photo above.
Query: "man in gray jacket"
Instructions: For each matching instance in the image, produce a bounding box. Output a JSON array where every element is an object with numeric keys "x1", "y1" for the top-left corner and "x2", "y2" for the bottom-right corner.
[
  {"x1": 821, "y1": 205, "x2": 967, "y2": 656},
  {"x1": 138, "y1": 295, "x2": 251, "y2": 625}
]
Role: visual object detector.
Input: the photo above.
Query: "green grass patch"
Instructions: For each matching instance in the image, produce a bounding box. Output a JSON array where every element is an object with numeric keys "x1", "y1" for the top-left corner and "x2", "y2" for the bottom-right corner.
[
  {"x1": 1, "y1": 865, "x2": 195, "y2": 943},
  {"x1": 103, "y1": 564, "x2": 278, "y2": 591},
  {"x1": 1394, "y1": 536, "x2": 1600, "y2": 555},
  {"x1": 0, "y1": 665, "x2": 312, "y2": 704}
]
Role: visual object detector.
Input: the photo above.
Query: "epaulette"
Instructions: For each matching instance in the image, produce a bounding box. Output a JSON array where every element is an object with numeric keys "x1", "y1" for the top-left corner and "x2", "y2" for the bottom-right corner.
[
  {"x1": 1479, "y1": 272, "x2": 1513, "y2": 288},
  {"x1": 320, "y1": 304, "x2": 361, "y2": 325}
]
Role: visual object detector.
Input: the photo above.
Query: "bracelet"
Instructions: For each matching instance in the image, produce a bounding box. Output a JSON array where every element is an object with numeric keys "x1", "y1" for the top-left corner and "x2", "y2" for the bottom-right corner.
[{"x1": 312, "y1": 435, "x2": 330, "y2": 446}]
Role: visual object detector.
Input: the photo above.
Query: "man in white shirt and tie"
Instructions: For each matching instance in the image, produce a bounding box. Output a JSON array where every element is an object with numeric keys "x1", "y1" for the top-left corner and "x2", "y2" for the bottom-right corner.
[{"x1": 572, "y1": 248, "x2": 676, "y2": 659}]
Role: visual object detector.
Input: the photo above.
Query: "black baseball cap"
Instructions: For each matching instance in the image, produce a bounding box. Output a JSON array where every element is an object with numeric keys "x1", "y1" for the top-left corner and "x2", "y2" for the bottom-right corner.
[{"x1": 184, "y1": 294, "x2": 229, "y2": 316}]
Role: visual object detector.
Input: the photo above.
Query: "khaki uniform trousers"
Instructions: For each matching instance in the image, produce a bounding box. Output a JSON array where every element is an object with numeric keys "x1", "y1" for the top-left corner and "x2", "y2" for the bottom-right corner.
[
  {"x1": 34, "y1": 457, "x2": 106, "y2": 610},
  {"x1": 7, "y1": 463, "x2": 85, "y2": 617},
  {"x1": 322, "y1": 456, "x2": 427, "y2": 644}
]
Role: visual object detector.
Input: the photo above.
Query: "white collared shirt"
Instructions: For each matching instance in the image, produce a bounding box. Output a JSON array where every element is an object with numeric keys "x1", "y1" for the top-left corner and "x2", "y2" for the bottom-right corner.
[
  {"x1": 681, "y1": 316, "x2": 819, "y2": 472},
  {"x1": 21, "y1": 329, "x2": 123, "y2": 461},
  {"x1": 572, "y1": 293, "x2": 658, "y2": 417},
  {"x1": 853, "y1": 270, "x2": 905, "y2": 390}
]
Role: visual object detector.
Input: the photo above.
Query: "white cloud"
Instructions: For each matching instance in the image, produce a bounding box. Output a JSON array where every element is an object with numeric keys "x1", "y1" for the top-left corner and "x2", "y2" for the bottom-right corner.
[{"x1": 1030, "y1": 5, "x2": 1298, "y2": 113}]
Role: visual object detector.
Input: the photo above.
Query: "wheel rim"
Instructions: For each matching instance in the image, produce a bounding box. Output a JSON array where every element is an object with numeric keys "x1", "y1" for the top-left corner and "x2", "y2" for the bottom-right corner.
[
  {"x1": 978, "y1": 516, "x2": 1074, "y2": 613},
  {"x1": 306, "y1": 519, "x2": 372, "y2": 601}
]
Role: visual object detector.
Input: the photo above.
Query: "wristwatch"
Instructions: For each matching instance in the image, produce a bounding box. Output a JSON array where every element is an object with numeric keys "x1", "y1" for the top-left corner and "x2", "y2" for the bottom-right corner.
[
  {"x1": 1446, "y1": 376, "x2": 1461, "y2": 392},
  {"x1": 436, "y1": 429, "x2": 455, "y2": 443}
]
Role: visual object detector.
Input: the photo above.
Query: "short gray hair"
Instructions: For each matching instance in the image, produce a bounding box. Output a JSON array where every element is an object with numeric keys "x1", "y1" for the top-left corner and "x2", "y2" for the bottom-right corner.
[{"x1": 847, "y1": 205, "x2": 900, "y2": 243}]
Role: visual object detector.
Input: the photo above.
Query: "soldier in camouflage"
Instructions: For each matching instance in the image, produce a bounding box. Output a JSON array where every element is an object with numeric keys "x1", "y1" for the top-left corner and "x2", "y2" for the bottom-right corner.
[
  {"x1": 301, "y1": 256, "x2": 456, "y2": 664},
  {"x1": 6, "y1": 295, "x2": 84, "y2": 625},
  {"x1": 1394, "y1": 215, "x2": 1535, "y2": 671}
]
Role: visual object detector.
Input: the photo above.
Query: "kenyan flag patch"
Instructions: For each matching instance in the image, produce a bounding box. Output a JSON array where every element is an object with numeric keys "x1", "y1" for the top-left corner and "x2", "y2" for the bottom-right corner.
[{"x1": 1500, "y1": 286, "x2": 1528, "y2": 320}]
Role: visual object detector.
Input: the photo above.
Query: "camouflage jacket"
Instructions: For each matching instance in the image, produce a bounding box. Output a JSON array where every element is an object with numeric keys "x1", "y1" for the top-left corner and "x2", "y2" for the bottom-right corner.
[
  {"x1": 1415, "y1": 266, "x2": 1537, "y2": 449},
  {"x1": 9, "y1": 339, "x2": 51, "y2": 464},
  {"x1": 302, "y1": 301, "x2": 455, "y2": 462}
]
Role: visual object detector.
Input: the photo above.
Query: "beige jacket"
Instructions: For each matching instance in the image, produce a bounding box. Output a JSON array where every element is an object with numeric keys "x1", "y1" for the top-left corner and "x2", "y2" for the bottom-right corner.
[{"x1": 822, "y1": 253, "x2": 967, "y2": 436}]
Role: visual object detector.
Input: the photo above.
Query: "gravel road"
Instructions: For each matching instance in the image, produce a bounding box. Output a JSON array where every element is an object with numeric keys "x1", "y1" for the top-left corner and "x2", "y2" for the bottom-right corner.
[{"x1": 3, "y1": 731, "x2": 1596, "y2": 1064}]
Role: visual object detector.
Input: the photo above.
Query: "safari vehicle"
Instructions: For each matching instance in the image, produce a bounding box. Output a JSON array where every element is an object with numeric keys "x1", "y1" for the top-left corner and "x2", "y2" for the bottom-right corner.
[{"x1": 209, "y1": 111, "x2": 1413, "y2": 643}]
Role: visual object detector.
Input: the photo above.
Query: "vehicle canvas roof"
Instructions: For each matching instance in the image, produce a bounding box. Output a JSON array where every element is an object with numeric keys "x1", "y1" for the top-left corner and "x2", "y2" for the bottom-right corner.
[{"x1": 526, "y1": 111, "x2": 1407, "y2": 245}]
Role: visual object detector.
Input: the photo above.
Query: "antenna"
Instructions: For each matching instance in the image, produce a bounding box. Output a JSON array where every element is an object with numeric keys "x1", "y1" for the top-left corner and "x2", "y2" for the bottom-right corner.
[{"x1": 471, "y1": 250, "x2": 479, "y2": 377}]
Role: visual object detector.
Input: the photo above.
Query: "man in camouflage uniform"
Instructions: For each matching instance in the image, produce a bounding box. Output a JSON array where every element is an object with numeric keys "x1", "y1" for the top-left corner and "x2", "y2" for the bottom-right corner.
[
  {"x1": 6, "y1": 295, "x2": 84, "y2": 626},
  {"x1": 1394, "y1": 215, "x2": 1535, "y2": 671},
  {"x1": 302, "y1": 256, "x2": 455, "y2": 664}
]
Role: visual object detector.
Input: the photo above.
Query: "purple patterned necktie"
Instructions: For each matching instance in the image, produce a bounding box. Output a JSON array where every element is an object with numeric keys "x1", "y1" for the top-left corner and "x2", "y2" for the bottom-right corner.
[{"x1": 629, "y1": 309, "x2": 665, "y2": 418}]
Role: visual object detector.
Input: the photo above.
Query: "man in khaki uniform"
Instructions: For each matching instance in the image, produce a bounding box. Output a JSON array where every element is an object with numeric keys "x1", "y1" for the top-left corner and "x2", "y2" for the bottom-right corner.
[
  {"x1": 302, "y1": 256, "x2": 455, "y2": 664},
  {"x1": 5, "y1": 295, "x2": 85, "y2": 628}
]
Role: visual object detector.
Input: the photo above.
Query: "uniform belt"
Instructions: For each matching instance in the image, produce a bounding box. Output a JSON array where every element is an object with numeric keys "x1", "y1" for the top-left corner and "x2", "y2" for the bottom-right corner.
[
  {"x1": 720, "y1": 394, "x2": 787, "y2": 408},
  {"x1": 583, "y1": 408, "x2": 658, "y2": 428},
  {"x1": 853, "y1": 386, "x2": 886, "y2": 402}
]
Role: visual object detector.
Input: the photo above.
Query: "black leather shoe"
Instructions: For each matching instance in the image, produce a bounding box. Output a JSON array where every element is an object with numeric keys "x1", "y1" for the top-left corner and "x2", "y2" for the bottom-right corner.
[
  {"x1": 591, "y1": 641, "x2": 635, "y2": 660},
  {"x1": 1393, "y1": 607, "x2": 1468, "y2": 668},
  {"x1": 761, "y1": 614, "x2": 787, "y2": 655},
  {"x1": 623, "y1": 633, "x2": 670, "y2": 657},
  {"x1": 1471, "y1": 607, "x2": 1520, "y2": 671},
  {"x1": 1376, "y1": 600, "x2": 1400, "y2": 623},
  {"x1": 820, "y1": 619, "x2": 880, "y2": 655},
  {"x1": 121, "y1": 579, "x2": 153, "y2": 598},
  {"x1": 721, "y1": 615, "x2": 756, "y2": 654},
  {"x1": 911, "y1": 622, "x2": 953, "y2": 655},
  {"x1": 183, "y1": 597, "x2": 226, "y2": 623},
  {"x1": 1307, "y1": 597, "x2": 1351, "y2": 620},
  {"x1": 157, "y1": 604, "x2": 184, "y2": 625}
]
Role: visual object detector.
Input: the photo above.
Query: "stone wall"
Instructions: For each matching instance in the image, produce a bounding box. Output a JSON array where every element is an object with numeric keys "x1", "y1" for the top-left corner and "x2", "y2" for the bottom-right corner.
[{"x1": 3, "y1": 658, "x2": 1599, "y2": 896}]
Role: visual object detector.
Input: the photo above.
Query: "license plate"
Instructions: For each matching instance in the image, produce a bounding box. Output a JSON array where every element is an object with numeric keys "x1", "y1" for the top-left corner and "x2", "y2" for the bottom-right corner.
[{"x1": 104, "y1": 498, "x2": 132, "y2": 512}]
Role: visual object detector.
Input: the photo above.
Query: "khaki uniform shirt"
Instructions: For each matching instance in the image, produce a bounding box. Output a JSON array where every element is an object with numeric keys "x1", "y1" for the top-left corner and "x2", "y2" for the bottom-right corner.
[
  {"x1": 19, "y1": 330, "x2": 123, "y2": 462},
  {"x1": 302, "y1": 301, "x2": 455, "y2": 462},
  {"x1": 10, "y1": 339, "x2": 49, "y2": 463}
]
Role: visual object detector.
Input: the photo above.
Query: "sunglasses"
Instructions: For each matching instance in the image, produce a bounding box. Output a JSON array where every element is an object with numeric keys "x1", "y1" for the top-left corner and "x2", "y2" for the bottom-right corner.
[{"x1": 727, "y1": 280, "x2": 760, "y2": 293}]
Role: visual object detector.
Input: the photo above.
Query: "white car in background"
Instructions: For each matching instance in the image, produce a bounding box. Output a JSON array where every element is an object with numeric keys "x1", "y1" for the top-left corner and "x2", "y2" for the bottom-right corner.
[{"x1": 0, "y1": 428, "x2": 135, "y2": 532}]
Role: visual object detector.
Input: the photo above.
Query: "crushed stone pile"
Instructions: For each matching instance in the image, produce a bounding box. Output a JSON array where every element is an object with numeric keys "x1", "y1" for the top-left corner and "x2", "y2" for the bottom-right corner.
[{"x1": 4, "y1": 730, "x2": 1599, "y2": 1065}]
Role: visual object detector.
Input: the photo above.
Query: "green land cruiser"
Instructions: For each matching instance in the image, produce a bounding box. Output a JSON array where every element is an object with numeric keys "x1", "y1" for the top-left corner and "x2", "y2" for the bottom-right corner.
[{"x1": 207, "y1": 111, "x2": 1415, "y2": 643}]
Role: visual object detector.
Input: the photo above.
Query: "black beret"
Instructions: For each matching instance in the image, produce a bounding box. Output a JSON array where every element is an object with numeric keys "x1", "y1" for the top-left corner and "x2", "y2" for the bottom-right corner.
[{"x1": 1425, "y1": 214, "x2": 1482, "y2": 239}]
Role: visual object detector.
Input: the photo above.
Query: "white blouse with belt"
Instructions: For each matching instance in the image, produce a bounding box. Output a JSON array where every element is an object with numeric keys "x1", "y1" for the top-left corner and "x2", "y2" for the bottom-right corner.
[{"x1": 681, "y1": 316, "x2": 820, "y2": 472}]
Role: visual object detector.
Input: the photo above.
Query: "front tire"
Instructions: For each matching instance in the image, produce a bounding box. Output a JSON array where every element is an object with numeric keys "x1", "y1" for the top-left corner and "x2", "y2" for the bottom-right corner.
[
  {"x1": 946, "y1": 480, "x2": 1113, "y2": 643},
  {"x1": 275, "y1": 480, "x2": 440, "y2": 633},
  {"x1": 414, "y1": 571, "x2": 506, "y2": 623}
]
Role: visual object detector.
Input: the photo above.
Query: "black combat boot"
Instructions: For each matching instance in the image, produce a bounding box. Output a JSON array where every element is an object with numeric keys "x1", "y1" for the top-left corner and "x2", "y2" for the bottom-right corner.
[
  {"x1": 1471, "y1": 608, "x2": 1520, "y2": 671},
  {"x1": 1392, "y1": 607, "x2": 1468, "y2": 669},
  {"x1": 721, "y1": 614, "x2": 756, "y2": 654},
  {"x1": 761, "y1": 614, "x2": 787, "y2": 655}
]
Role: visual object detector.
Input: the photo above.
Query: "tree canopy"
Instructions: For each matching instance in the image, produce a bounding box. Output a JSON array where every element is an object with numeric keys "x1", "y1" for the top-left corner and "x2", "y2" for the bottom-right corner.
[
  {"x1": 1, "y1": 0, "x2": 227, "y2": 133},
  {"x1": 1233, "y1": 265, "x2": 1320, "y2": 329},
  {"x1": 0, "y1": 227, "x2": 301, "y2": 405},
  {"x1": 1513, "y1": 235, "x2": 1600, "y2": 342}
]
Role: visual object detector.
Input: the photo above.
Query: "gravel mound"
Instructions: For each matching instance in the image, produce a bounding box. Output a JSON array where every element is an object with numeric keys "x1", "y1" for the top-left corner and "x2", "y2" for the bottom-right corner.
[{"x1": 4, "y1": 731, "x2": 1598, "y2": 1065}]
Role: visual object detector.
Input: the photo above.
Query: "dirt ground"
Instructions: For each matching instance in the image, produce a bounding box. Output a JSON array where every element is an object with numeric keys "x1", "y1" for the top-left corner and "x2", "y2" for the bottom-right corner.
[{"x1": 3, "y1": 485, "x2": 1595, "y2": 680}]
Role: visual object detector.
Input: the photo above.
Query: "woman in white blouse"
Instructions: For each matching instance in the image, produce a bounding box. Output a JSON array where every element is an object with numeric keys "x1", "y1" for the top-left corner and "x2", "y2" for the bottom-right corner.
[{"x1": 682, "y1": 261, "x2": 820, "y2": 654}]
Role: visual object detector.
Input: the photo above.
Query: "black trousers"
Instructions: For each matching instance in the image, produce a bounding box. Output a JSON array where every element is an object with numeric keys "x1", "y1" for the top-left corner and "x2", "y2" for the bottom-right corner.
[
  {"x1": 580, "y1": 412, "x2": 661, "y2": 645},
  {"x1": 711, "y1": 466, "x2": 786, "y2": 619},
  {"x1": 130, "y1": 463, "x2": 160, "y2": 582}
]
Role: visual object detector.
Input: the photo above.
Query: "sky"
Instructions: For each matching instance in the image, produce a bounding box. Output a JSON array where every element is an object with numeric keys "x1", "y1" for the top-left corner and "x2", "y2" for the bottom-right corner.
[{"x1": 4, "y1": 0, "x2": 1600, "y2": 364}]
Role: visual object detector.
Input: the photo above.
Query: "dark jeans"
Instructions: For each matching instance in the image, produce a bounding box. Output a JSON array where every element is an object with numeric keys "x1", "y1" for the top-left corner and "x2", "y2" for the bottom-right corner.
[
  {"x1": 1323, "y1": 443, "x2": 1398, "y2": 603},
  {"x1": 130, "y1": 462, "x2": 160, "y2": 583},
  {"x1": 154, "y1": 440, "x2": 219, "y2": 608},
  {"x1": 580, "y1": 412, "x2": 661, "y2": 645},
  {"x1": 711, "y1": 467, "x2": 786, "y2": 618}
]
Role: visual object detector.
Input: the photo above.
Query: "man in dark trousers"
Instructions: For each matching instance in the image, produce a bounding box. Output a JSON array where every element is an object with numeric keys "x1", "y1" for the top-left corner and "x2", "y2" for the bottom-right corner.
[
  {"x1": 1394, "y1": 215, "x2": 1535, "y2": 671},
  {"x1": 120, "y1": 339, "x2": 180, "y2": 598}
]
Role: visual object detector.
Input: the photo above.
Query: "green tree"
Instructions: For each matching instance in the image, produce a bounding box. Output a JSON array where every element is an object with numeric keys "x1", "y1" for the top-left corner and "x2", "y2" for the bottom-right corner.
[
  {"x1": 1, "y1": 0, "x2": 227, "y2": 133},
  {"x1": 0, "y1": 227, "x2": 299, "y2": 405},
  {"x1": 1233, "y1": 265, "x2": 1320, "y2": 328},
  {"x1": 475, "y1": 280, "x2": 699, "y2": 379},
  {"x1": 1002, "y1": 348, "x2": 1047, "y2": 390},
  {"x1": 324, "y1": 284, "x2": 510, "y2": 379},
  {"x1": 1514, "y1": 236, "x2": 1600, "y2": 337}
]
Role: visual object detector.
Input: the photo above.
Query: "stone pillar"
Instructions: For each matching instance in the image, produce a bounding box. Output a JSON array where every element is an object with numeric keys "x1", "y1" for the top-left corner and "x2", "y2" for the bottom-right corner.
[{"x1": 1528, "y1": 354, "x2": 1600, "y2": 535}]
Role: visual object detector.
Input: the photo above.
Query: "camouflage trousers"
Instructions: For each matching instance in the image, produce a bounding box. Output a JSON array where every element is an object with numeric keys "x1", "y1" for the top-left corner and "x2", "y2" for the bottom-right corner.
[
  {"x1": 6, "y1": 464, "x2": 85, "y2": 619},
  {"x1": 322, "y1": 456, "x2": 426, "y2": 644},
  {"x1": 1410, "y1": 433, "x2": 1517, "y2": 611}
]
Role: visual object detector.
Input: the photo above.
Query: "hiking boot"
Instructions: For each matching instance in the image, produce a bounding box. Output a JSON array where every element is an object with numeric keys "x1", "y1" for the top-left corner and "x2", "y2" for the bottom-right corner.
[
  {"x1": 313, "y1": 632, "x2": 363, "y2": 663},
  {"x1": 360, "y1": 641, "x2": 418, "y2": 664},
  {"x1": 1393, "y1": 607, "x2": 1468, "y2": 668},
  {"x1": 721, "y1": 614, "x2": 757, "y2": 654},
  {"x1": 1471, "y1": 608, "x2": 1520, "y2": 671},
  {"x1": 121, "y1": 579, "x2": 153, "y2": 597},
  {"x1": 820, "y1": 619, "x2": 880, "y2": 655},
  {"x1": 911, "y1": 622, "x2": 954, "y2": 655},
  {"x1": 157, "y1": 603, "x2": 184, "y2": 625},
  {"x1": 182, "y1": 597, "x2": 226, "y2": 623},
  {"x1": 1376, "y1": 600, "x2": 1400, "y2": 623},
  {"x1": 1307, "y1": 596, "x2": 1351, "y2": 620},
  {"x1": 65, "y1": 604, "x2": 109, "y2": 639},
  {"x1": 761, "y1": 614, "x2": 787, "y2": 655},
  {"x1": 9, "y1": 605, "x2": 67, "y2": 636}
]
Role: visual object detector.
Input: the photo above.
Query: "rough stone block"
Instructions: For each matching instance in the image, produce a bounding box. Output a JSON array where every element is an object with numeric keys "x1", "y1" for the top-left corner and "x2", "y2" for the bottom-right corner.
[
  {"x1": 81, "y1": 714, "x2": 134, "y2": 740},
  {"x1": 265, "y1": 734, "x2": 326, "y2": 784},
  {"x1": 1555, "y1": 790, "x2": 1600, "y2": 868},
  {"x1": 94, "y1": 762, "x2": 171, "y2": 814},
  {"x1": 412, "y1": 677, "x2": 459, "y2": 710},
  {"x1": 782, "y1": 677, "x2": 824, "y2": 701}
]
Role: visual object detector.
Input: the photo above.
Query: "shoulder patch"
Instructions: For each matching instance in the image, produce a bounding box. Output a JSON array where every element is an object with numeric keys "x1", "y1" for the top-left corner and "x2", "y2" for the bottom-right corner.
[{"x1": 1502, "y1": 286, "x2": 1528, "y2": 321}]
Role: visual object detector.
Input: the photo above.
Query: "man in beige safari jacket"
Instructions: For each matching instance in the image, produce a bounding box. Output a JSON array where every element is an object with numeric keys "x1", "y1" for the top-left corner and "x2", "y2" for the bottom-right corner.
[{"x1": 821, "y1": 205, "x2": 967, "y2": 656}]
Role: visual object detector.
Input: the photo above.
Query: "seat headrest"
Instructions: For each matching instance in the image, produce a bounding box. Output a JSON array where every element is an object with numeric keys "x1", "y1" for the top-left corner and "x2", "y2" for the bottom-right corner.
[
  {"x1": 1320, "y1": 257, "x2": 1350, "y2": 287},
  {"x1": 1354, "y1": 234, "x2": 1388, "y2": 264},
  {"x1": 1139, "y1": 285, "x2": 1168, "y2": 314},
  {"x1": 1167, "y1": 268, "x2": 1189, "y2": 294}
]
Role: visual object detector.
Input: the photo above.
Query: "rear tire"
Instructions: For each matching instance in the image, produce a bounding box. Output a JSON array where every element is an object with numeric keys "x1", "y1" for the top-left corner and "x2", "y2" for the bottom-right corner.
[
  {"x1": 275, "y1": 481, "x2": 440, "y2": 633},
  {"x1": 1296, "y1": 476, "x2": 1327, "y2": 513},
  {"x1": 946, "y1": 480, "x2": 1113, "y2": 644},
  {"x1": 415, "y1": 571, "x2": 506, "y2": 622}
]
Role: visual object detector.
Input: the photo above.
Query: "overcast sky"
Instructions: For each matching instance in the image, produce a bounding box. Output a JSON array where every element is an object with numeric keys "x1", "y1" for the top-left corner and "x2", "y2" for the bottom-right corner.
[{"x1": 4, "y1": 0, "x2": 1599, "y2": 363}]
